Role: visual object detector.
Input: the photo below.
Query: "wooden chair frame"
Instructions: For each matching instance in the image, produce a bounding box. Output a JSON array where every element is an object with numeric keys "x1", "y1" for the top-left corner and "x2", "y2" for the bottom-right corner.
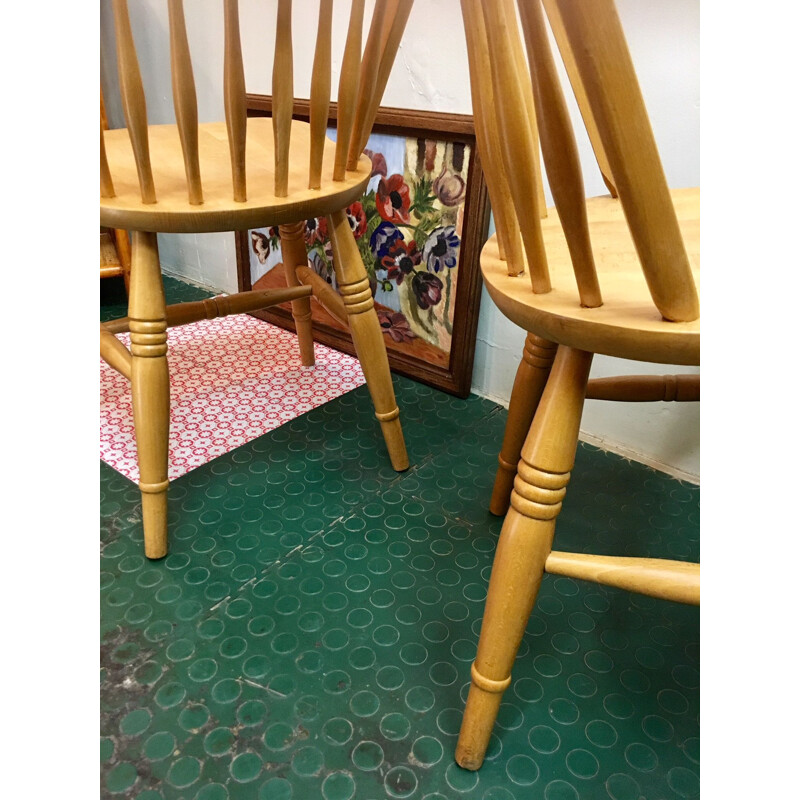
[
  {"x1": 455, "y1": 0, "x2": 700, "y2": 770},
  {"x1": 101, "y1": 0, "x2": 414, "y2": 558}
]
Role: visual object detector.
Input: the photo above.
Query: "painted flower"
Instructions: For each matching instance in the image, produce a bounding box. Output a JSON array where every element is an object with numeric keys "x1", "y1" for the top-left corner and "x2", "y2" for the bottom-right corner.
[
  {"x1": 380, "y1": 238, "x2": 422, "y2": 284},
  {"x1": 411, "y1": 271, "x2": 443, "y2": 309},
  {"x1": 250, "y1": 227, "x2": 279, "y2": 264},
  {"x1": 304, "y1": 216, "x2": 328, "y2": 246},
  {"x1": 309, "y1": 245, "x2": 336, "y2": 288},
  {"x1": 423, "y1": 226, "x2": 460, "y2": 273},
  {"x1": 370, "y1": 221, "x2": 403, "y2": 260},
  {"x1": 377, "y1": 309, "x2": 416, "y2": 343},
  {"x1": 432, "y1": 164, "x2": 467, "y2": 206},
  {"x1": 251, "y1": 231, "x2": 270, "y2": 264},
  {"x1": 364, "y1": 149, "x2": 388, "y2": 178},
  {"x1": 376, "y1": 174, "x2": 411, "y2": 225},
  {"x1": 345, "y1": 201, "x2": 367, "y2": 239}
]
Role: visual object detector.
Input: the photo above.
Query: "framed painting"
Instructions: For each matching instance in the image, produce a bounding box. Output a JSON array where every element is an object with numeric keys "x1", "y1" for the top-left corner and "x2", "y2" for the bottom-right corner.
[{"x1": 236, "y1": 96, "x2": 490, "y2": 397}]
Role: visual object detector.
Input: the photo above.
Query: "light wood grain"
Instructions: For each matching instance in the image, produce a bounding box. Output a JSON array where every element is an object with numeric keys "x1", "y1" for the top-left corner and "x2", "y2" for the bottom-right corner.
[
  {"x1": 328, "y1": 208, "x2": 409, "y2": 471},
  {"x1": 100, "y1": 327, "x2": 132, "y2": 380},
  {"x1": 552, "y1": 0, "x2": 699, "y2": 322},
  {"x1": 541, "y1": 0, "x2": 617, "y2": 196},
  {"x1": 101, "y1": 124, "x2": 115, "y2": 198},
  {"x1": 334, "y1": 0, "x2": 365, "y2": 181},
  {"x1": 102, "y1": 286, "x2": 312, "y2": 334},
  {"x1": 480, "y1": 0, "x2": 551, "y2": 292},
  {"x1": 101, "y1": 119, "x2": 371, "y2": 233},
  {"x1": 461, "y1": 0, "x2": 524, "y2": 272},
  {"x1": 308, "y1": 0, "x2": 333, "y2": 189},
  {"x1": 457, "y1": 346, "x2": 593, "y2": 770},
  {"x1": 457, "y1": 2, "x2": 701, "y2": 771},
  {"x1": 112, "y1": 0, "x2": 156, "y2": 204},
  {"x1": 502, "y1": 0, "x2": 547, "y2": 219},
  {"x1": 128, "y1": 231, "x2": 169, "y2": 559},
  {"x1": 279, "y1": 221, "x2": 316, "y2": 366},
  {"x1": 518, "y1": 0, "x2": 601, "y2": 307},
  {"x1": 272, "y1": 0, "x2": 294, "y2": 197},
  {"x1": 101, "y1": 0, "x2": 410, "y2": 559},
  {"x1": 586, "y1": 373, "x2": 699, "y2": 402},
  {"x1": 480, "y1": 189, "x2": 700, "y2": 366},
  {"x1": 223, "y1": 0, "x2": 247, "y2": 201},
  {"x1": 346, "y1": 0, "x2": 391, "y2": 172},
  {"x1": 347, "y1": 0, "x2": 414, "y2": 169},
  {"x1": 545, "y1": 551, "x2": 700, "y2": 605},
  {"x1": 168, "y1": 0, "x2": 203, "y2": 205},
  {"x1": 490, "y1": 333, "x2": 557, "y2": 515},
  {"x1": 113, "y1": 228, "x2": 132, "y2": 293},
  {"x1": 296, "y1": 265, "x2": 348, "y2": 326}
]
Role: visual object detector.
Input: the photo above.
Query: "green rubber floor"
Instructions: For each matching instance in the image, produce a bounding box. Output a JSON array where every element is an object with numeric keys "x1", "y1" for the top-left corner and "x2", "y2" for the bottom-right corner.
[{"x1": 101, "y1": 277, "x2": 700, "y2": 800}]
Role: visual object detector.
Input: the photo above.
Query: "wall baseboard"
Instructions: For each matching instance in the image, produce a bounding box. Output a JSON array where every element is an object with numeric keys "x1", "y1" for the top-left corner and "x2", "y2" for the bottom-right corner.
[
  {"x1": 473, "y1": 389, "x2": 700, "y2": 486},
  {"x1": 161, "y1": 266, "x2": 222, "y2": 295},
  {"x1": 577, "y1": 430, "x2": 699, "y2": 485}
]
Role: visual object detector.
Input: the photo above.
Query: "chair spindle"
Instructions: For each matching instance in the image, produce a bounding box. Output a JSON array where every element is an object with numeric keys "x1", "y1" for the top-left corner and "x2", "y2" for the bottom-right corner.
[
  {"x1": 273, "y1": 0, "x2": 294, "y2": 197},
  {"x1": 518, "y1": 0, "x2": 601, "y2": 307},
  {"x1": 502, "y1": 0, "x2": 547, "y2": 220},
  {"x1": 334, "y1": 0, "x2": 365, "y2": 181},
  {"x1": 481, "y1": 0, "x2": 551, "y2": 293},
  {"x1": 112, "y1": 0, "x2": 156, "y2": 204},
  {"x1": 461, "y1": 0, "x2": 524, "y2": 272},
  {"x1": 345, "y1": 0, "x2": 392, "y2": 172},
  {"x1": 552, "y1": 0, "x2": 699, "y2": 323},
  {"x1": 223, "y1": 0, "x2": 247, "y2": 202},
  {"x1": 308, "y1": 0, "x2": 333, "y2": 189},
  {"x1": 101, "y1": 121, "x2": 115, "y2": 198},
  {"x1": 168, "y1": 0, "x2": 203, "y2": 205},
  {"x1": 347, "y1": 0, "x2": 414, "y2": 170},
  {"x1": 541, "y1": 0, "x2": 617, "y2": 197}
]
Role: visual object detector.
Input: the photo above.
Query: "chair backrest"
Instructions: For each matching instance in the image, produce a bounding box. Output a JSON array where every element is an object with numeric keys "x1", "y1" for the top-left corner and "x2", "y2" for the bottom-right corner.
[
  {"x1": 460, "y1": 0, "x2": 699, "y2": 323},
  {"x1": 101, "y1": 0, "x2": 413, "y2": 204}
]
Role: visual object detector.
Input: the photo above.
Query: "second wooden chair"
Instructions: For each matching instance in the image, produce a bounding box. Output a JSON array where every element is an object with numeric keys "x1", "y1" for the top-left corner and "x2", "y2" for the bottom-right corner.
[
  {"x1": 100, "y1": 0, "x2": 413, "y2": 559},
  {"x1": 456, "y1": 0, "x2": 700, "y2": 770}
]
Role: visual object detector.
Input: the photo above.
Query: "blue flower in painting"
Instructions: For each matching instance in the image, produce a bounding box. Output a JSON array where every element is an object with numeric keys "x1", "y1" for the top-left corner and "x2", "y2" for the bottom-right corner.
[
  {"x1": 370, "y1": 221, "x2": 403, "y2": 261},
  {"x1": 423, "y1": 226, "x2": 460, "y2": 273}
]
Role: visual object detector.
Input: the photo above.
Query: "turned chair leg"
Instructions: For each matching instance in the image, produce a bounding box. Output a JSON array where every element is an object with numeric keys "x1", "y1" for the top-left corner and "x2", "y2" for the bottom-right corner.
[
  {"x1": 327, "y1": 209, "x2": 409, "y2": 471},
  {"x1": 456, "y1": 346, "x2": 593, "y2": 770},
  {"x1": 128, "y1": 231, "x2": 170, "y2": 559},
  {"x1": 490, "y1": 333, "x2": 557, "y2": 516},
  {"x1": 279, "y1": 221, "x2": 316, "y2": 367}
]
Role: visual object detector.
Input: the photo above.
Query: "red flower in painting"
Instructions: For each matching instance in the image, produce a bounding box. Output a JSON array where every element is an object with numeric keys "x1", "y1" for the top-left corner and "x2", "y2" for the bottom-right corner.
[
  {"x1": 304, "y1": 216, "x2": 328, "y2": 246},
  {"x1": 345, "y1": 202, "x2": 368, "y2": 239},
  {"x1": 364, "y1": 149, "x2": 388, "y2": 178},
  {"x1": 380, "y1": 238, "x2": 422, "y2": 285},
  {"x1": 376, "y1": 174, "x2": 411, "y2": 225},
  {"x1": 377, "y1": 309, "x2": 416, "y2": 343}
]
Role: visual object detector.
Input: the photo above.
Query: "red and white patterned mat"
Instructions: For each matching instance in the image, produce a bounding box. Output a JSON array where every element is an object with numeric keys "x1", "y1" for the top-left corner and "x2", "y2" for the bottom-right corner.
[{"x1": 100, "y1": 314, "x2": 365, "y2": 482}]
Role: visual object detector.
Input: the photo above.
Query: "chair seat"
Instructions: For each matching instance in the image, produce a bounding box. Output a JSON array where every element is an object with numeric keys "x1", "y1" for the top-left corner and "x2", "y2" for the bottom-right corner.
[
  {"x1": 481, "y1": 187, "x2": 700, "y2": 366},
  {"x1": 101, "y1": 118, "x2": 371, "y2": 234}
]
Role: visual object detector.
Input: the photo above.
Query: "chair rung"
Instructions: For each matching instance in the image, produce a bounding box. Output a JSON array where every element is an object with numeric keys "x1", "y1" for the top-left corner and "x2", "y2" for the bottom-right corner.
[
  {"x1": 586, "y1": 374, "x2": 699, "y2": 402},
  {"x1": 100, "y1": 327, "x2": 132, "y2": 380},
  {"x1": 100, "y1": 265, "x2": 125, "y2": 279},
  {"x1": 545, "y1": 550, "x2": 699, "y2": 605},
  {"x1": 101, "y1": 286, "x2": 312, "y2": 334},
  {"x1": 100, "y1": 231, "x2": 122, "y2": 268},
  {"x1": 296, "y1": 266, "x2": 348, "y2": 326}
]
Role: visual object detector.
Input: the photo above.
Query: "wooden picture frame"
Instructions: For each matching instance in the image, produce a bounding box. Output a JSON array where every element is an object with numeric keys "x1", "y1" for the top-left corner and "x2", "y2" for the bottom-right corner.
[{"x1": 236, "y1": 95, "x2": 490, "y2": 397}]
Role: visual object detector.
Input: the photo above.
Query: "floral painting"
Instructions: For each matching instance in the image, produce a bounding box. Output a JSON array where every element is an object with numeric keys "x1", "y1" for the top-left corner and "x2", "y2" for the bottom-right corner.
[{"x1": 247, "y1": 131, "x2": 473, "y2": 368}]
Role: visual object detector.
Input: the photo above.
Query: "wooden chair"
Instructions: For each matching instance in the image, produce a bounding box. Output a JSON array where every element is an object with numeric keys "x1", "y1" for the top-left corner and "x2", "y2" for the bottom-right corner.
[
  {"x1": 456, "y1": 0, "x2": 700, "y2": 770},
  {"x1": 100, "y1": 0, "x2": 412, "y2": 559}
]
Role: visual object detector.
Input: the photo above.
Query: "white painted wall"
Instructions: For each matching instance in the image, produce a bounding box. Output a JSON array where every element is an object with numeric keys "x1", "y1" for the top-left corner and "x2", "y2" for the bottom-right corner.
[{"x1": 100, "y1": 0, "x2": 700, "y2": 480}]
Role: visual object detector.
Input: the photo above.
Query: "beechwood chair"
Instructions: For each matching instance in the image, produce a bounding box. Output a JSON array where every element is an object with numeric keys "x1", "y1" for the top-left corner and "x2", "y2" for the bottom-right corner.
[
  {"x1": 456, "y1": 0, "x2": 700, "y2": 769},
  {"x1": 100, "y1": 0, "x2": 413, "y2": 560}
]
